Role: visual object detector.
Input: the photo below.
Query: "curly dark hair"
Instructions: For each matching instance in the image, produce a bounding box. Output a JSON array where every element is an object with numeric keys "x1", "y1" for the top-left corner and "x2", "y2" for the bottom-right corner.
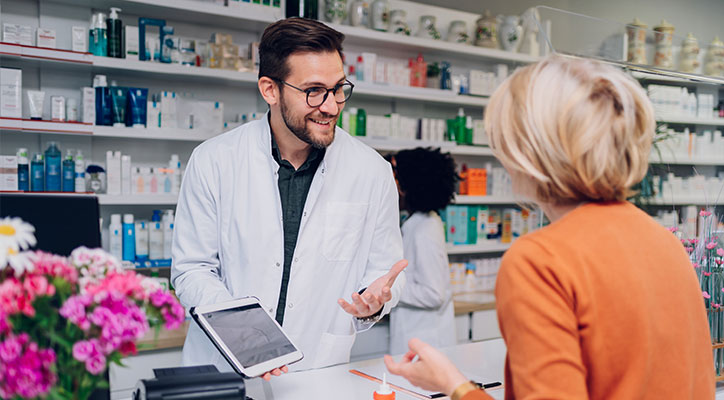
[{"x1": 393, "y1": 147, "x2": 459, "y2": 214}]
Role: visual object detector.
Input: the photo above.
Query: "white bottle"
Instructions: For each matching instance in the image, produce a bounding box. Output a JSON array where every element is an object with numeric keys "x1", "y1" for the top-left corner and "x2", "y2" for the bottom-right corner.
[
  {"x1": 169, "y1": 154, "x2": 181, "y2": 194},
  {"x1": 105, "y1": 150, "x2": 121, "y2": 195},
  {"x1": 162, "y1": 210, "x2": 174, "y2": 259},
  {"x1": 108, "y1": 214, "x2": 123, "y2": 260},
  {"x1": 149, "y1": 217, "x2": 164, "y2": 260},
  {"x1": 133, "y1": 167, "x2": 143, "y2": 194},
  {"x1": 121, "y1": 155, "x2": 132, "y2": 195},
  {"x1": 135, "y1": 220, "x2": 149, "y2": 261},
  {"x1": 141, "y1": 167, "x2": 152, "y2": 193},
  {"x1": 74, "y1": 150, "x2": 85, "y2": 192}
]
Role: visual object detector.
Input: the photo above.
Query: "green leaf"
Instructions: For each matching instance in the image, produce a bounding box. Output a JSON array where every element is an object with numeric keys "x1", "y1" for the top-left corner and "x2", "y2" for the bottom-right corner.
[{"x1": 48, "y1": 330, "x2": 74, "y2": 351}]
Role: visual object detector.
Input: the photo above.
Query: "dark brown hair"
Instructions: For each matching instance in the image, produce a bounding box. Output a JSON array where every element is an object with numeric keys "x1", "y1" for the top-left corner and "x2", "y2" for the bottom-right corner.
[{"x1": 258, "y1": 17, "x2": 345, "y2": 80}]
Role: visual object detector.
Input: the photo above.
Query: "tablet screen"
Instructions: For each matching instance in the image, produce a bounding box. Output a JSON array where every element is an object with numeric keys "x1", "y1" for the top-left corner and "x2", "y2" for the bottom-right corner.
[{"x1": 202, "y1": 303, "x2": 298, "y2": 368}]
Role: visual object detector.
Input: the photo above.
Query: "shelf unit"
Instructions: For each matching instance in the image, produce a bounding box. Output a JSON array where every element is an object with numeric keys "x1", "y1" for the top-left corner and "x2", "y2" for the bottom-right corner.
[
  {"x1": 446, "y1": 243, "x2": 511, "y2": 255},
  {"x1": 97, "y1": 194, "x2": 178, "y2": 205},
  {"x1": 650, "y1": 153, "x2": 724, "y2": 166},
  {"x1": 453, "y1": 195, "x2": 522, "y2": 205},
  {"x1": 355, "y1": 137, "x2": 494, "y2": 156},
  {"x1": 658, "y1": 116, "x2": 724, "y2": 126},
  {"x1": 645, "y1": 198, "x2": 724, "y2": 206}
]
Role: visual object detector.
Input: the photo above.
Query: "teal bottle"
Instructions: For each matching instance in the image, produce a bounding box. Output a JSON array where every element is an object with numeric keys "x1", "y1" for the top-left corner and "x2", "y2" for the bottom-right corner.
[
  {"x1": 62, "y1": 149, "x2": 75, "y2": 192},
  {"x1": 44, "y1": 142, "x2": 62, "y2": 191},
  {"x1": 30, "y1": 153, "x2": 44, "y2": 192}
]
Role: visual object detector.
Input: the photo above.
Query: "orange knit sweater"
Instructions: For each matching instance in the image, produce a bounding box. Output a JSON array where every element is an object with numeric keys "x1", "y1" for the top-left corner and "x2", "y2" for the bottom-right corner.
[{"x1": 463, "y1": 202, "x2": 714, "y2": 400}]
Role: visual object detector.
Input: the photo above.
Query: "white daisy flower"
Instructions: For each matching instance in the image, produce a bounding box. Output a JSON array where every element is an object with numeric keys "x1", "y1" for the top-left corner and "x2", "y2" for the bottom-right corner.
[
  {"x1": 7, "y1": 250, "x2": 35, "y2": 277},
  {"x1": 0, "y1": 217, "x2": 37, "y2": 252}
]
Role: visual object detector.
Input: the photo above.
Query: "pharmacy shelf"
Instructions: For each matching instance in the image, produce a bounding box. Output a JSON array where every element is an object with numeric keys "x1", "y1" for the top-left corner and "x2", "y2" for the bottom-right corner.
[
  {"x1": 645, "y1": 197, "x2": 724, "y2": 206},
  {"x1": 353, "y1": 81, "x2": 488, "y2": 107},
  {"x1": 631, "y1": 71, "x2": 724, "y2": 86},
  {"x1": 0, "y1": 42, "x2": 92, "y2": 64},
  {"x1": 91, "y1": 57, "x2": 259, "y2": 85},
  {"x1": 329, "y1": 23, "x2": 540, "y2": 65},
  {"x1": 356, "y1": 136, "x2": 495, "y2": 156},
  {"x1": 447, "y1": 242, "x2": 511, "y2": 255},
  {"x1": 0, "y1": 119, "x2": 221, "y2": 141},
  {"x1": 96, "y1": 194, "x2": 178, "y2": 205},
  {"x1": 47, "y1": 0, "x2": 282, "y2": 31},
  {"x1": 657, "y1": 116, "x2": 724, "y2": 126},
  {"x1": 454, "y1": 195, "x2": 525, "y2": 205},
  {"x1": 650, "y1": 153, "x2": 724, "y2": 166}
]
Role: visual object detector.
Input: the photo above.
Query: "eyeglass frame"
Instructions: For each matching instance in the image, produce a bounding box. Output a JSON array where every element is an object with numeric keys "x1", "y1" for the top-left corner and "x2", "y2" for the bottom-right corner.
[{"x1": 271, "y1": 78, "x2": 355, "y2": 108}]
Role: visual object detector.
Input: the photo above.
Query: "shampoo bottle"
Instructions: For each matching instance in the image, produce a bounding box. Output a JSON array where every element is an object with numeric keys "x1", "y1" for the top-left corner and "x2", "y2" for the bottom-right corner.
[
  {"x1": 122, "y1": 214, "x2": 135, "y2": 262},
  {"x1": 149, "y1": 210, "x2": 164, "y2": 260},
  {"x1": 74, "y1": 150, "x2": 86, "y2": 192},
  {"x1": 44, "y1": 142, "x2": 62, "y2": 192},
  {"x1": 106, "y1": 8, "x2": 124, "y2": 58},
  {"x1": 62, "y1": 149, "x2": 75, "y2": 192},
  {"x1": 162, "y1": 210, "x2": 174, "y2": 260},
  {"x1": 109, "y1": 214, "x2": 123, "y2": 260},
  {"x1": 135, "y1": 220, "x2": 149, "y2": 262},
  {"x1": 16, "y1": 148, "x2": 29, "y2": 192},
  {"x1": 30, "y1": 153, "x2": 44, "y2": 192},
  {"x1": 89, "y1": 12, "x2": 107, "y2": 57}
]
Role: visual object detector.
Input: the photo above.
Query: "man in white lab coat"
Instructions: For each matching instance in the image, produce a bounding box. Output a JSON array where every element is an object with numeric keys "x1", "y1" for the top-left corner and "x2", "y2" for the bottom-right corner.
[{"x1": 171, "y1": 17, "x2": 407, "y2": 376}]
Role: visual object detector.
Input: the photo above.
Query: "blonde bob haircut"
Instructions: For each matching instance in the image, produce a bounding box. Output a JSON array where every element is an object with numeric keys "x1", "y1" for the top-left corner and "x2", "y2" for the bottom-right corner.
[{"x1": 484, "y1": 56, "x2": 656, "y2": 205}]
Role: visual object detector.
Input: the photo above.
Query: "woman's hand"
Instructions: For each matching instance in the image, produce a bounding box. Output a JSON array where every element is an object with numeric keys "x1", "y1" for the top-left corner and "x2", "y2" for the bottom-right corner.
[{"x1": 384, "y1": 338, "x2": 469, "y2": 395}]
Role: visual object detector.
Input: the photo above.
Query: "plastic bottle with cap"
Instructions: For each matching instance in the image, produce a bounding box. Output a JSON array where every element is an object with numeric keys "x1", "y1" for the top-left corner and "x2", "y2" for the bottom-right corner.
[
  {"x1": 106, "y1": 7, "x2": 124, "y2": 58},
  {"x1": 374, "y1": 373, "x2": 395, "y2": 400}
]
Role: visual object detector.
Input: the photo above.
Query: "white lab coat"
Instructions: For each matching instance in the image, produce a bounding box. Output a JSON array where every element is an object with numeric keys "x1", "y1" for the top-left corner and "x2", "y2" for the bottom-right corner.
[
  {"x1": 171, "y1": 115, "x2": 405, "y2": 372},
  {"x1": 389, "y1": 211, "x2": 455, "y2": 355}
]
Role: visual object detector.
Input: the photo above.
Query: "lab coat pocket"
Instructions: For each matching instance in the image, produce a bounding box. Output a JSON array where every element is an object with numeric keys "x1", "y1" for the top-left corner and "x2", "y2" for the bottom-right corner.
[
  {"x1": 312, "y1": 332, "x2": 356, "y2": 368},
  {"x1": 323, "y1": 202, "x2": 368, "y2": 262}
]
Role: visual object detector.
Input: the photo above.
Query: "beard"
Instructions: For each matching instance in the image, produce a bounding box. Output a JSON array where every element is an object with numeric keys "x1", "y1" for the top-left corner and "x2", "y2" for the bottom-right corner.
[{"x1": 280, "y1": 93, "x2": 338, "y2": 149}]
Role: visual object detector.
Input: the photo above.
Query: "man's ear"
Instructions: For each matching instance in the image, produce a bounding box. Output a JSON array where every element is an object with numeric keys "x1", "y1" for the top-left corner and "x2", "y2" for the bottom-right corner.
[{"x1": 258, "y1": 76, "x2": 279, "y2": 106}]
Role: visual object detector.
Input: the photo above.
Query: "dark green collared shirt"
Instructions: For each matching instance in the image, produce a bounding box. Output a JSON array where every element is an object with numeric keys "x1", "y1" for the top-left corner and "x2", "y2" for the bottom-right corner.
[{"x1": 271, "y1": 133, "x2": 325, "y2": 326}]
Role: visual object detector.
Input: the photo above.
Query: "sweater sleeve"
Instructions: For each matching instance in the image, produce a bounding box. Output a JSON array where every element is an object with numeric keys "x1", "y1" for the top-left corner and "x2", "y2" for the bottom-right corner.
[
  {"x1": 494, "y1": 237, "x2": 589, "y2": 399},
  {"x1": 461, "y1": 389, "x2": 495, "y2": 400}
]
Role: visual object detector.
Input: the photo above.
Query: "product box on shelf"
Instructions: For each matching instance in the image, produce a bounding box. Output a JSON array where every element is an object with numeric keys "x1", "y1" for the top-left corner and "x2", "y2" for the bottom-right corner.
[
  {"x1": 0, "y1": 68, "x2": 22, "y2": 118},
  {"x1": 36, "y1": 28, "x2": 56, "y2": 49},
  {"x1": 125, "y1": 26, "x2": 139, "y2": 60},
  {"x1": 71, "y1": 26, "x2": 87, "y2": 52},
  {"x1": 0, "y1": 156, "x2": 19, "y2": 191},
  {"x1": 3, "y1": 23, "x2": 32, "y2": 46}
]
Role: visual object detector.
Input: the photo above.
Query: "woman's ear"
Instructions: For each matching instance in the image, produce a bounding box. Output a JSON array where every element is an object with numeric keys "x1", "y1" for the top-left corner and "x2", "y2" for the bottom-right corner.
[{"x1": 258, "y1": 77, "x2": 279, "y2": 106}]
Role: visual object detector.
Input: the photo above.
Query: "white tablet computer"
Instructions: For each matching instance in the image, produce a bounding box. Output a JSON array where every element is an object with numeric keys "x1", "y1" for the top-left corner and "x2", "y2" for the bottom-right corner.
[{"x1": 190, "y1": 297, "x2": 304, "y2": 378}]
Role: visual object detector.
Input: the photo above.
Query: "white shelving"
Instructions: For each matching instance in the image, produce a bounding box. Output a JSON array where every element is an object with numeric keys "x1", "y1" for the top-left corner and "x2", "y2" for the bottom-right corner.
[
  {"x1": 329, "y1": 23, "x2": 539, "y2": 65},
  {"x1": 353, "y1": 81, "x2": 488, "y2": 107},
  {"x1": 91, "y1": 57, "x2": 259, "y2": 85},
  {"x1": 658, "y1": 116, "x2": 724, "y2": 126},
  {"x1": 97, "y1": 194, "x2": 178, "y2": 205},
  {"x1": 650, "y1": 152, "x2": 724, "y2": 166},
  {"x1": 47, "y1": 0, "x2": 282, "y2": 31},
  {"x1": 645, "y1": 197, "x2": 724, "y2": 206},
  {"x1": 355, "y1": 137, "x2": 494, "y2": 156},
  {"x1": 454, "y1": 195, "x2": 525, "y2": 205},
  {"x1": 447, "y1": 242, "x2": 511, "y2": 255}
]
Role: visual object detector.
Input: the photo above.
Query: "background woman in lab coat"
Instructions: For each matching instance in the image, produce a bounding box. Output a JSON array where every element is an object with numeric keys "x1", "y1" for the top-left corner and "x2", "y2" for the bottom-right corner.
[{"x1": 388, "y1": 148, "x2": 459, "y2": 355}]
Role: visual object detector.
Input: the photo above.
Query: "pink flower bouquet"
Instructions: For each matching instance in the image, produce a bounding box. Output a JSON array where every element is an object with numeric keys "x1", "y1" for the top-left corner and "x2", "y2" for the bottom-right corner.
[{"x1": 0, "y1": 218, "x2": 185, "y2": 399}]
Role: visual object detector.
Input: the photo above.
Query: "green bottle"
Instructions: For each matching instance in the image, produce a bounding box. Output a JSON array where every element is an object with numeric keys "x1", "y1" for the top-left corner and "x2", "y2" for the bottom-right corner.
[
  {"x1": 356, "y1": 108, "x2": 366, "y2": 137},
  {"x1": 349, "y1": 107, "x2": 357, "y2": 136},
  {"x1": 456, "y1": 108, "x2": 466, "y2": 145}
]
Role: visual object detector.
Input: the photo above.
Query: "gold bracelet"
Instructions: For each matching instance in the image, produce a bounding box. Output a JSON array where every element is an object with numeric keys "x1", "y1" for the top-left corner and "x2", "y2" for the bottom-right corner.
[{"x1": 451, "y1": 380, "x2": 479, "y2": 400}]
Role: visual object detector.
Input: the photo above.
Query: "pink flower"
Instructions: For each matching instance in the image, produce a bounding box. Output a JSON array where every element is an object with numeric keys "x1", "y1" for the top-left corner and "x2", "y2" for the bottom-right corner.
[
  {"x1": 0, "y1": 310, "x2": 11, "y2": 335},
  {"x1": 714, "y1": 304, "x2": 721, "y2": 309},
  {"x1": 717, "y1": 260, "x2": 724, "y2": 265},
  {"x1": 668, "y1": 226, "x2": 679, "y2": 233},
  {"x1": 691, "y1": 239, "x2": 700, "y2": 245},
  {"x1": 692, "y1": 262, "x2": 700, "y2": 269},
  {"x1": 700, "y1": 210, "x2": 712, "y2": 217},
  {"x1": 0, "y1": 334, "x2": 55, "y2": 398},
  {"x1": 60, "y1": 294, "x2": 92, "y2": 331},
  {"x1": 703, "y1": 291, "x2": 711, "y2": 299},
  {"x1": 718, "y1": 248, "x2": 724, "y2": 257},
  {"x1": 23, "y1": 275, "x2": 55, "y2": 298},
  {"x1": 704, "y1": 272, "x2": 712, "y2": 277},
  {"x1": 85, "y1": 352, "x2": 106, "y2": 375},
  {"x1": 32, "y1": 251, "x2": 78, "y2": 283},
  {"x1": 72, "y1": 340, "x2": 96, "y2": 362},
  {"x1": 707, "y1": 242, "x2": 718, "y2": 250},
  {"x1": 686, "y1": 247, "x2": 694, "y2": 253}
]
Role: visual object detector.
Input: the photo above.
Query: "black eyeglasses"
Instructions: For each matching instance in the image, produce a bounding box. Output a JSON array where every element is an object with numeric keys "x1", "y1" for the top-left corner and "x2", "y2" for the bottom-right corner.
[{"x1": 273, "y1": 78, "x2": 354, "y2": 108}]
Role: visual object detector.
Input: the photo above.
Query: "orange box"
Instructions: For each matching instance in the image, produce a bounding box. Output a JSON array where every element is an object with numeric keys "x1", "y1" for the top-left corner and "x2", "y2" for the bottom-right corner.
[{"x1": 466, "y1": 168, "x2": 487, "y2": 196}]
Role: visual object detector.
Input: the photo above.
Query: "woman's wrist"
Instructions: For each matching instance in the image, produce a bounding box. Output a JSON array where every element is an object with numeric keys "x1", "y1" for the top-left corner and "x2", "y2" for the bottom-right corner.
[
  {"x1": 450, "y1": 380, "x2": 479, "y2": 400},
  {"x1": 445, "y1": 370, "x2": 471, "y2": 397}
]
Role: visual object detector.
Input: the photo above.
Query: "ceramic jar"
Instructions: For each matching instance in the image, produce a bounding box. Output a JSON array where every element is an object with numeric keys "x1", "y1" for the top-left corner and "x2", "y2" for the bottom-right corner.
[
  {"x1": 388, "y1": 9, "x2": 410, "y2": 35},
  {"x1": 653, "y1": 19, "x2": 675, "y2": 69},
  {"x1": 679, "y1": 33, "x2": 700, "y2": 73},
  {"x1": 705, "y1": 37, "x2": 724, "y2": 77},
  {"x1": 446, "y1": 20, "x2": 469, "y2": 44},
  {"x1": 474, "y1": 10, "x2": 498, "y2": 48},
  {"x1": 370, "y1": 0, "x2": 389, "y2": 32},
  {"x1": 499, "y1": 15, "x2": 523, "y2": 52},
  {"x1": 626, "y1": 17, "x2": 648, "y2": 64},
  {"x1": 348, "y1": 0, "x2": 366, "y2": 27},
  {"x1": 323, "y1": 0, "x2": 347, "y2": 24},
  {"x1": 417, "y1": 15, "x2": 440, "y2": 40}
]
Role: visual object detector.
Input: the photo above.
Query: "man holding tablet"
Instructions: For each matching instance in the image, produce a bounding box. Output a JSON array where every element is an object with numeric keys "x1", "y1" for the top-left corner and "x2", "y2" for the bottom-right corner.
[{"x1": 171, "y1": 17, "x2": 407, "y2": 377}]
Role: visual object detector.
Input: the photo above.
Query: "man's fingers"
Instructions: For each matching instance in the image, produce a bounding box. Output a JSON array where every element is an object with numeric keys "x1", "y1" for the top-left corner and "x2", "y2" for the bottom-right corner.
[
  {"x1": 262, "y1": 372, "x2": 271, "y2": 381},
  {"x1": 384, "y1": 354, "x2": 405, "y2": 375},
  {"x1": 385, "y1": 259, "x2": 408, "y2": 286},
  {"x1": 281, "y1": 366, "x2": 289, "y2": 373},
  {"x1": 338, "y1": 298, "x2": 358, "y2": 315},
  {"x1": 271, "y1": 369, "x2": 281, "y2": 376}
]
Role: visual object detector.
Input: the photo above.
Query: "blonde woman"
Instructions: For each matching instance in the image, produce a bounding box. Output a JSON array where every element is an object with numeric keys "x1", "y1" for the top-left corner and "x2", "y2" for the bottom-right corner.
[{"x1": 385, "y1": 56, "x2": 715, "y2": 399}]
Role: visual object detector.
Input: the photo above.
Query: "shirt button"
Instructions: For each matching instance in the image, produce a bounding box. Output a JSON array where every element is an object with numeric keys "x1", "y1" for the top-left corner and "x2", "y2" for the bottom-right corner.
[
  {"x1": 303, "y1": 211, "x2": 307, "y2": 217},
  {"x1": 268, "y1": 307, "x2": 274, "y2": 313},
  {"x1": 287, "y1": 302, "x2": 294, "y2": 309},
  {"x1": 294, "y1": 257, "x2": 298, "y2": 263},
  {"x1": 275, "y1": 262, "x2": 280, "y2": 267}
]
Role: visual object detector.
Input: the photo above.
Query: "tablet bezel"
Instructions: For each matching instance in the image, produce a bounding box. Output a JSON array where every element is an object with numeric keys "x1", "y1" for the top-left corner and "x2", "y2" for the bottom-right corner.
[{"x1": 190, "y1": 296, "x2": 304, "y2": 378}]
